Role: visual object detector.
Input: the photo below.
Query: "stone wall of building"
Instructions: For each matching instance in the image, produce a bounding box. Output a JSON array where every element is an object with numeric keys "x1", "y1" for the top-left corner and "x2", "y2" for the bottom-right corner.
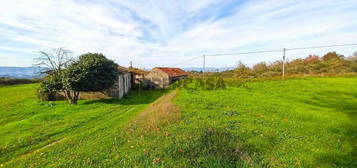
[
  {"x1": 144, "y1": 69, "x2": 170, "y2": 89},
  {"x1": 106, "y1": 72, "x2": 132, "y2": 98}
]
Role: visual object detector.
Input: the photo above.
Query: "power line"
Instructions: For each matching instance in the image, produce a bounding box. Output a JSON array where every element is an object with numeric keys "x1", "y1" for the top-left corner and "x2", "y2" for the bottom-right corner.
[
  {"x1": 205, "y1": 49, "x2": 282, "y2": 57},
  {"x1": 170, "y1": 55, "x2": 202, "y2": 67},
  {"x1": 285, "y1": 43, "x2": 357, "y2": 51},
  {"x1": 169, "y1": 43, "x2": 357, "y2": 68},
  {"x1": 204, "y1": 43, "x2": 357, "y2": 57}
]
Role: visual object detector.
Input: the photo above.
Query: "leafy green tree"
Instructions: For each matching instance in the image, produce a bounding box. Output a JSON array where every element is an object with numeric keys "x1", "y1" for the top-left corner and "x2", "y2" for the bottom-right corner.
[{"x1": 62, "y1": 53, "x2": 119, "y2": 104}]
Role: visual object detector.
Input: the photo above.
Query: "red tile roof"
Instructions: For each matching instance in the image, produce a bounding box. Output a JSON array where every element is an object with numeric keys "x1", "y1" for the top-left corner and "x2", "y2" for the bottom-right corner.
[{"x1": 155, "y1": 67, "x2": 188, "y2": 77}]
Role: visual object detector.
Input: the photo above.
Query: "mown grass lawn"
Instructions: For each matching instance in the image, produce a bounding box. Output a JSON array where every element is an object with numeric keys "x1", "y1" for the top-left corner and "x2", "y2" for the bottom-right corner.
[
  {"x1": 0, "y1": 84, "x2": 165, "y2": 167},
  {"x1": 175, "y1": 77, "x2": 357, "y2": 167},
  {"x1": 116, "y1": 76, "x2": 357, "y2": 168},
  {"x1": 0, "y1": 76, "x2": 356, "y2": 168}
]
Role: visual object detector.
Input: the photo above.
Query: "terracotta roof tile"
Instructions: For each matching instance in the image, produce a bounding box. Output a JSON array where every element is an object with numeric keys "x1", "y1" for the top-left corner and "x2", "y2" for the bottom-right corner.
[{"x1": 155, "y1": 67, "x2": 188, "y2": 77}]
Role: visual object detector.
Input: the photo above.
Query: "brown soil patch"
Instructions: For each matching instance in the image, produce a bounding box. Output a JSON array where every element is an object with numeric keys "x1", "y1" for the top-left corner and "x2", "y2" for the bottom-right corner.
[{"x1": 56, "y1": 91, "x2": 111, "y2": 100}]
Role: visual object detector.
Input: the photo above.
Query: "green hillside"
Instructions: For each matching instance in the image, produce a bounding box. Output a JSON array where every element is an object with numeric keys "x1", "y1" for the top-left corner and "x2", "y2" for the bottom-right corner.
[{"x1": 0, "y1": 76, "x2": 356, "y2": 167}]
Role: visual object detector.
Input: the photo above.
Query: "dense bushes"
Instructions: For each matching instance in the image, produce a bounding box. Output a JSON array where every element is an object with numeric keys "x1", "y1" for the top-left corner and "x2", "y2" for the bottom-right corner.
[
  {"x1": 0, "y1": 77, "x2": 40, "y2": 85},
  {"x1": 233, "y1": 51, "x2": 357, "y2": 78},
  {"x1": 192, "y1": 51, "x2": 357, "y2": 79}
]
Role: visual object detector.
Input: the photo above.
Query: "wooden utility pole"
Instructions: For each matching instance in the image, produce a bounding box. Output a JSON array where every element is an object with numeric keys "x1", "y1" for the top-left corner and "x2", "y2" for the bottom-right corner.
[
  {"x1": 282, "y1": 48, "x2": 286, "y2": 80},
  {"x1": 202, "y1": 55, "x2": 206, "y2": 79}
]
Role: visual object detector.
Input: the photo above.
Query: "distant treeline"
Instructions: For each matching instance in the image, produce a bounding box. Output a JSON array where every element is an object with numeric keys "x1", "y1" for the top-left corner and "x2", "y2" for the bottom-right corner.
[
  {"x1": 190, "y1": 51, "x2": 357, "y2": 78},
  {"x1": 0, "y1": 77, "x2": 41, "y2": 85}
]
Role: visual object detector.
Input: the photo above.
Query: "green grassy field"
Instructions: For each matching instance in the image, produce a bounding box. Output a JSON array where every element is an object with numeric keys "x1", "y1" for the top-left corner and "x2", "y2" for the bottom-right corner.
[
  {"x1": 0, "y1": 76, "x2": 356, "y2": 167},
  {"x1": 0, "y1": 84, "x2": 165, "y2": 167}
]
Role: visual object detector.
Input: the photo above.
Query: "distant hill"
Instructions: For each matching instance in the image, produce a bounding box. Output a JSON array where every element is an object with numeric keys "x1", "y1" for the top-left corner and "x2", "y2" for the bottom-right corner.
[
  {"x1": 0, "y1": 66, "x2": 44, "y2": 79},
  {"x1": 0, "y1": 66, "x2": 234, "y2": 79},
  {"x1": 182, "y1": 67, "x2": 234, "y2": 72}
]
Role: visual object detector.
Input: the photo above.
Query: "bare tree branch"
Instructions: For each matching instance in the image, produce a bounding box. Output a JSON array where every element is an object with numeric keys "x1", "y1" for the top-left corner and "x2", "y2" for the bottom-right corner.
[{"x1": 34, "y1": 48, "x2": 73, "y2": 75}]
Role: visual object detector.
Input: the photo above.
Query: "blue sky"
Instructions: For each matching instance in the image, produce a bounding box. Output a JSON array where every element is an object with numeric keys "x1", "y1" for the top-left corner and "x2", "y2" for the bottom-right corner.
[{"x1": 0, "y1": 0, "x2": 357, "y2": 68}]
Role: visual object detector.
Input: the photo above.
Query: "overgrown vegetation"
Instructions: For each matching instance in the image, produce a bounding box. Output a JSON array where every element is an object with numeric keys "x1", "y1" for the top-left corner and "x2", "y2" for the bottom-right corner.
[
  {"x1": 246, "y1": 51, "x2": 357, "y2": 77},
  {"x1": 1, "y1": 76, "x2": 356, "y2": 167},
  {"x1": 196, "y1": 51, "x2": 357, "y2": 78}
]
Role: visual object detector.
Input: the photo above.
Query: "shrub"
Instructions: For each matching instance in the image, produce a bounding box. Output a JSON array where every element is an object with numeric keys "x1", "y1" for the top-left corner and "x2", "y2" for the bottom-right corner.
[
  {"x1": 37, "y1": 86, "x2": 56, "y2": 101},
  {"x1": 37, "y1": 76, "x2": 62, "y2": 101},
  {"x1": 0, "y1": 78, "x2": 40, "y2": 85}
]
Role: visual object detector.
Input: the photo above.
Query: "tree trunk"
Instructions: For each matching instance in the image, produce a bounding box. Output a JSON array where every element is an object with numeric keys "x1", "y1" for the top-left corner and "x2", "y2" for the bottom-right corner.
[
  {"x1": 63, "y1": 90, "x2": 71, "y2": 104},
  {"x1": 71, "y1": 91, "x2": 80, "y2": 104},
  {"x1": 63, "y1": 90, "x2": 79, "y2": 105}
]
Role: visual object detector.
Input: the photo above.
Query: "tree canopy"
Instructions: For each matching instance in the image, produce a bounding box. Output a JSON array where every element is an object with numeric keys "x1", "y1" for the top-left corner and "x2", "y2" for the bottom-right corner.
[
  {"x1": 36, "y1": 50, "x2": 119, "y2": 104},
  {"x1": 63, "y1": 53, "x2": 119, "y2": 92},
  {"x1": 62, "y1": 53, "x2": 119, "y2": 104}
]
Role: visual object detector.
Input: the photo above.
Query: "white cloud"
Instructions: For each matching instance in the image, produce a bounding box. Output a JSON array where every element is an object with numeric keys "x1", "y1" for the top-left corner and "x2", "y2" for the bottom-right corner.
[{"x1": 0, "y1": 0, "x2": 356, "y2": 68}]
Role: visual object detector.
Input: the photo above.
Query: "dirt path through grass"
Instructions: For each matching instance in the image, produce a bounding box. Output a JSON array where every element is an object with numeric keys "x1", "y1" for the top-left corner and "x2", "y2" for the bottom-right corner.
[{"x1": 128, "y1": 90, "x2": 180, "y2": 131}]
